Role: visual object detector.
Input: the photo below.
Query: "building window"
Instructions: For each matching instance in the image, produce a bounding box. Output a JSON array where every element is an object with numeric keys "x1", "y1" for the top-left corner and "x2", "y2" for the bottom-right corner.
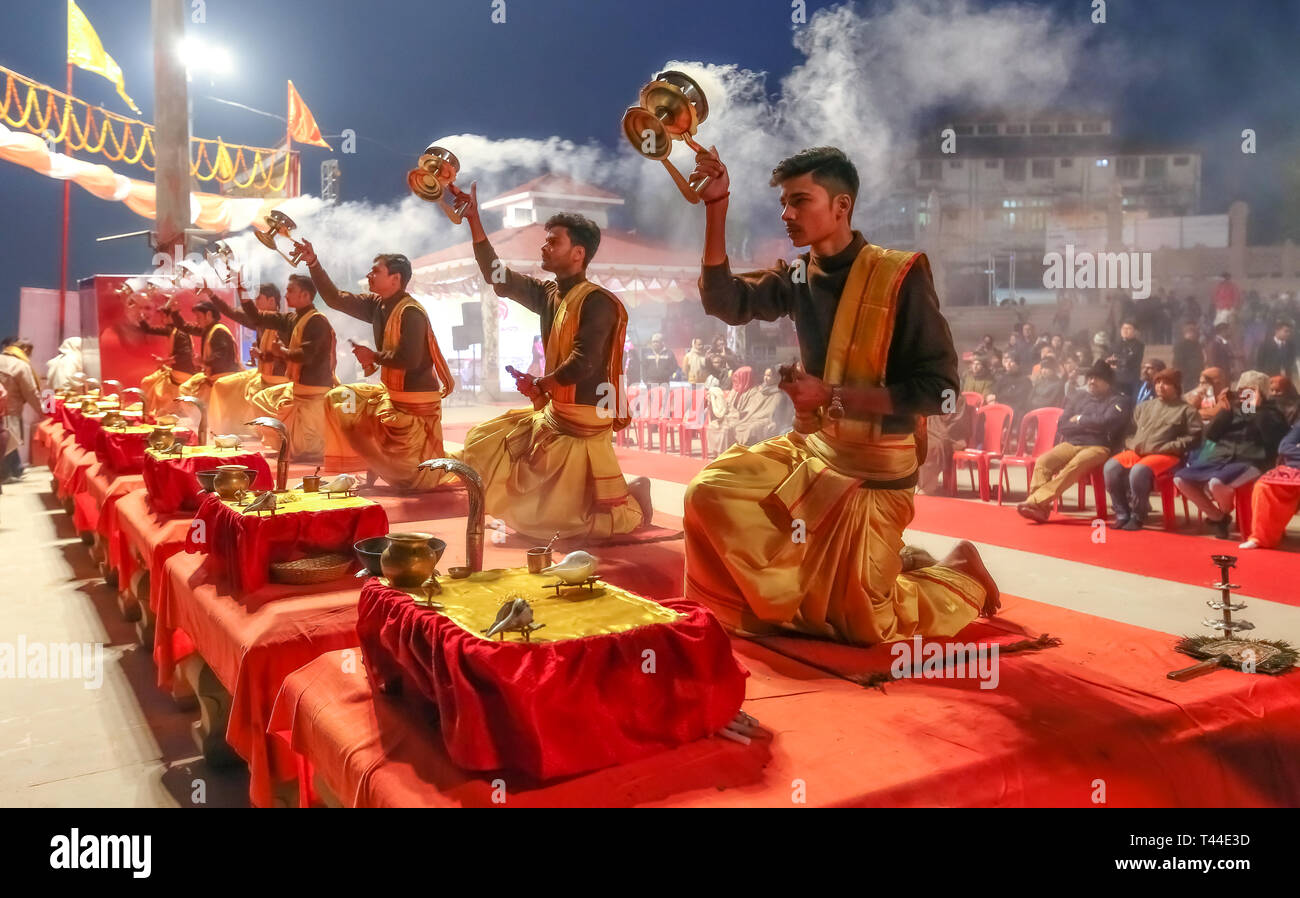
[
  {"x1": 1173, "y1": 155, "x2": 1190, "y2": 166},
  {"x1": 1004, "y1": 159, "x2": 1026, "y2": 181},
  {"x1": 1031, "y1": 159, "x2": 1054, "y2": 178},
  {"x1": 1082, "y1": 121, "x2": 1103, "y2": 133},
  {"x1": 977, "y1": 123, "x2": 999, "y2": 135},
  {"x1": 1059, "y1": 158, "x2": 1074, "y2": 168},
  {"x1": 1144, "y1": 156, "x2": 1167, "y2": 179},
  {"x1": 984, "y1": 159, "x2": 1000, "y2": 168},
  {"x1": 1030, "y1": 122, "x2": 1052, "y2": 135},
  {"x1": 1057, "y1": 122, "x2": 1078, "y2": 134},
  {"x1": 1005, "y1": 123, "x2": 1026, "y2": 135},
  {"x1": 953, "y1": 124, "x2": 973, "y2": 136},
  {"x1": 919, "y1": 160, "x2": 941, "y2": 180},
  {"x1": 949, "y1": 160, "x2": 963, "y2": 169},
  {"x1": 1095, "y1": 158, "x2": 1109, "y2": 167},
  {"x1": 1117, "y1": 157, "x2": 1140, "y2": 178}
]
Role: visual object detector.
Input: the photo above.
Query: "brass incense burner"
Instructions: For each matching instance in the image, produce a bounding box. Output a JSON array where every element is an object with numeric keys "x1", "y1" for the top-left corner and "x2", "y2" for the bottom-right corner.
[
  {"x1": 621, "y1": 70, "x2": 713, "y2": 203},
  {"x1": 406, "y1": 144, "x2": 471, "y2": 223},
  {"x1": 254, "y1": 210, "x2": 308, "y2": 268}
]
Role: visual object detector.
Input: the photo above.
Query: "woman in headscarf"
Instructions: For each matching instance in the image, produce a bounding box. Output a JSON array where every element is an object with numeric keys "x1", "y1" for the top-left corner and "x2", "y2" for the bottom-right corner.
[
  {"x1": 707, "y1": 365, "x2": 752, "y2": 451},
  {"x1": 1268, "y1": 375, "x2": 1300, "y2": 426},
  {"x1": 45, "y1": 337, "x2": 83, "y2": 392},
  {"x1": 1184, "y1": 366, "x2": 1229, "y2": 421}
]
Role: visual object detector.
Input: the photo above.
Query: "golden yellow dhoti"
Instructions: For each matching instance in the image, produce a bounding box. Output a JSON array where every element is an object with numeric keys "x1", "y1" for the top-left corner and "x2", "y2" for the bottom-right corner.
[
  {"x1": 140, "y1": 366, "x2": 189, "y2": 417},
  {"x1": 683, "y1": 431, "x2": 983, "y2": 645},
  {"x1": 460, "y1": 401, "x2": 643, "y2": 540},
  {"x1": 250, "y1": 382, "x2": 329, "y2": 460},
  {"x1": 323, "y1": 383, "x2": 446, "y2": 490},
  {"x1": 208, "y1": 369, "x2": 288, "y2": 436}
]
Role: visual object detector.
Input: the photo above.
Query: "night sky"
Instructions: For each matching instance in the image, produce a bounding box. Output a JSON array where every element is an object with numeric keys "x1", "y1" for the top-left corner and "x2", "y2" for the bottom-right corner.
[{"x1": 1, "y1": 0, "x2": 1297, "y2": 335}]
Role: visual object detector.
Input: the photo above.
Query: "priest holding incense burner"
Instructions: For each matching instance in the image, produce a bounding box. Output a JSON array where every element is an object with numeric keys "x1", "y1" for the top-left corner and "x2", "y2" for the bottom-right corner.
[
  {"x1": 447, "y1": 182, "x2": 653, "y2": 539},
  {"x1": 296, "y1": 242, "x2": 454, "y2": 490},
  {"x1": 681, "y1": 146, "x2": 1000, "y2": 645},
  {"x1": 202, "y1": 281, "x2": 292, "y2": 434}
]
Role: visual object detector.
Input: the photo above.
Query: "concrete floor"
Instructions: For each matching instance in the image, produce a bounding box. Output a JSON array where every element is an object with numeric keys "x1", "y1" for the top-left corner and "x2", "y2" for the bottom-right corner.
[{"x1": 4, "y1": 399, "x2": 1298, "y2": 807}]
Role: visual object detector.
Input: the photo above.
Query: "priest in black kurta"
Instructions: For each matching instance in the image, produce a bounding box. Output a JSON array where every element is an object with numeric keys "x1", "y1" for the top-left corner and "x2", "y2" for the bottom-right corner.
[
  {"x1": 450, "y1": 184, "x2": 651, "y2": 539},
  {"x1": 682, "y1": 146, "x2": 1000, "y2": 646}
]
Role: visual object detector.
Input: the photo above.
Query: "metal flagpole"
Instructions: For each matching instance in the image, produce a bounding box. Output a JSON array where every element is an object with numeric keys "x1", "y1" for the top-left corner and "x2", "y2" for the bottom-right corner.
[{"x1": 59, "y1": 62, "x2": 72, "y2": 342}]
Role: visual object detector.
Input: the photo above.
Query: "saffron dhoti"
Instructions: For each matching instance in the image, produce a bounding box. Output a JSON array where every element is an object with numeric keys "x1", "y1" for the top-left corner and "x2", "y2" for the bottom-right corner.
[
  {"x1": 250, "y1": 382, "x2": 329, "y2": 460},
  {"x1": 207, "y1": 369, "x2": 288, "y2": 435},
  {"x1": 140, "y1": 367, "x2": 189, "y2": 417},
  {"x1": 323, "y1": 383, "x2": 446, "y2": 490},
  {"x1": 684, "y1": 431, "x2": 984, "y2": 646},
  {"x1": 461, "y1": 401, "x2": 642, "y2": 540}
]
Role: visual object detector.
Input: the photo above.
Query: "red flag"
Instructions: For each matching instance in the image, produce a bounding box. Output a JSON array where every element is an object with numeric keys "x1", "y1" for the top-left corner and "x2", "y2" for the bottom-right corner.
[{"x1": 287, "y1": 80, "x2": 332, "y2": 149}]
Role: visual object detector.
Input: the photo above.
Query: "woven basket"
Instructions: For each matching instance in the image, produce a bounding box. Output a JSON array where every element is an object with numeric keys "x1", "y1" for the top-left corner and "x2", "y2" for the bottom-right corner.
[{"x1": 269, "y1": 552, "x2": 353, "y2": 585}]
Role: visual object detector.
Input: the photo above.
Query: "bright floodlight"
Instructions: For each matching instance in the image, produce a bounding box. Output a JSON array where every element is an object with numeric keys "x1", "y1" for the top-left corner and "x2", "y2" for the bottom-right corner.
[{"x1": 179, "y1": 37, "x2": 232, "y2": 75}]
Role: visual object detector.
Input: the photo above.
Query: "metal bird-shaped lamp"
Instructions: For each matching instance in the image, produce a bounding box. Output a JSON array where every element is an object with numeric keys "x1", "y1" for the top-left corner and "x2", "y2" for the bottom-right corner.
[
  {"x1": 172, "y1": 395, "x2": 208, "y2": 447},
  {"x1": 416, "y1": 458, "x2": 485, "y2": 573},
  {"x1": 482, "y1": 596, "x2": 545, "y2": 642},
  {"x1": 246, "y1": 416, "x2": 290, "y2": 492}
]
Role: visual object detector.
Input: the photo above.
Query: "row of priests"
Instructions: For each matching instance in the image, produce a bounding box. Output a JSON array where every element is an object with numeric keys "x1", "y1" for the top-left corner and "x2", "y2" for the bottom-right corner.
[{"x1": 127, "y1": 143, "x2": 999, "y2": 650}]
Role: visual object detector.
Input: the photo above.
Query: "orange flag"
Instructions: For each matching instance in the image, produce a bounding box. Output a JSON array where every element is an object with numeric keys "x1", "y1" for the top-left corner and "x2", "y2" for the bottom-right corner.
[{"x1": 287, "y1": 80, "x2": 331, "y2": 149}]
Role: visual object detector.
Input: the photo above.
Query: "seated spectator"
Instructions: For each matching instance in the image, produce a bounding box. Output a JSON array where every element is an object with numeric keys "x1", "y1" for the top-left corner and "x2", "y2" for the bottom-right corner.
[
  {"x1": 1063, "y1": 356, "x2": 1087, "y2": 399},
  {"x1": 1049, "y1": 333, "x2": 1065, "y2": 358},
  {"x1": 918, "y1": 393, "x2": 973, "y2": 495},
  {"x1": 703, "y1": 351, "x2": 733, "y2": 390},
  {"x1": 1109, "y1": 321, "x2": 1145, "y2": 397},
  {"x1": 640, "y1": 333, "x2": 681, "y2": 384},
  {"x1": 1104, "y1": 368, "x2": 1202, "y2": 530},
  {"x1": 988, "y1": 356, "x2": 1032, "y2": 418},
  {"x1": 1017, "y1": 361, "x2": 1131, "y2": 523},
  {"x1": 1091, "y1": 331, "x2": 1111, "y2": 364},
  {"x1": 1184, "y1": 367, "x2": 1229, "y2": 421},
  {"x1": 1173, "y1": 320, "x2": 1204, "y2": 380},
  {"x1": 1174, "y1": 371, "x2": 1289, "y2": 539},
  {"x1": 682, "y1": 337, "x2": 709, "y2": 384},
  {"x1": 709, "y1": 366, "x2": 793, "y2": 449},
  {"x1": 1270, "y1": 375, "x2": 1300, "y2": 426},
  {"x1": 1133, "y1": 358, "x2": 1167, "y2": 403},
  {"x1": 1029, "y1": 357, "x2": 1066, "y2": 410},
  {"x1": 1255, "y1": 319, "x2": 1296, "y2": 381},
  {"x1": 961, "y1": 355, "x2": 995, "y2": 396},
  {"x1": 1240, "y1": 417, "x2": 1300, "y2": 550},
  {"x1": 711, "y1": 335, "x2": 741, "y2": 371},
  {"x1": 974, "y1": 334, "x2": 995, "y2": 357}
]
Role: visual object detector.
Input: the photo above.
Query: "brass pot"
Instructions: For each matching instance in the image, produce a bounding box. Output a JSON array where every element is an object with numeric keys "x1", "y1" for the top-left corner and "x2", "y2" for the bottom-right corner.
[
  {"x1": 380, "y1": 532, "x2": 446, "y2": 589},
  {"x1": 79, "y1": 399, "x2": 98, "y2": 414},
  {"x1": 213, "y1": 464, "x2": 251, "y2": 500},
  {"x1": 147, "y1": 426, "x2": 175, "y2": 451},
  {"x1": 101, "y1": 410, "x2": 126, "y2": 428}
]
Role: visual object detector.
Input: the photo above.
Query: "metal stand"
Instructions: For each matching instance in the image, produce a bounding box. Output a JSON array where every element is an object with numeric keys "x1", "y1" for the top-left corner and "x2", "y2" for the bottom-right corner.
[{"x1": 1203, "y1": 554, "x2": 1253, "y2": 634}]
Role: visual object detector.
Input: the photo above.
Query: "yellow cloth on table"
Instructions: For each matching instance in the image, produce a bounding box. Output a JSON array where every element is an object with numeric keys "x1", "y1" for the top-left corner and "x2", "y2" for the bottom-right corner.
[
  {"x1": 217, "y1": 487, "x2": 374, "y2": 515},
  {"x1": 461, "y1": 402, "x2": 642, "y2": 540},
  {"x1": 682, "y1": 243, "x2": 985, "y2": 646},
  {"x1": 145, "y1": 444, "x2": 256, "y2": 462},
  {"x1": 392, "y1": 566, "x2": 682, "y2": 643},
  {"x1": 322, "y1": 383, "x2": 446, "y2": 491},
  {"x1": 250, "y1": 382, "x2": 329, "y2": 461}
]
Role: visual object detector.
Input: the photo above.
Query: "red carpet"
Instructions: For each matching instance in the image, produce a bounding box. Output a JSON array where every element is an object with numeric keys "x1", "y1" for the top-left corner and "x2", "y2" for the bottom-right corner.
[
  {"x1": 270, "y1": 594, "x2": 1300, "y2": 807},
  {"x1": 909, "y1": 494, "x2": 1300, "y2": 608}
]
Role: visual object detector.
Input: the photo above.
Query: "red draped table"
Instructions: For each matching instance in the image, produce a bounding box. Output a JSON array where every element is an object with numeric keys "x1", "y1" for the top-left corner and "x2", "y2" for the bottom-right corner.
[
  {"x1": 142, "y1": 445, "x2": 272, "y2": 515},
  {"x1": 356, "y1": 572, "x2": 746, "y2": 780},
  {"x1": 95, "y1": 423, "x2": 189, "y2": 476},
  {"x1": 184, "y1": 489, "x2": 388, "y2": 594}
]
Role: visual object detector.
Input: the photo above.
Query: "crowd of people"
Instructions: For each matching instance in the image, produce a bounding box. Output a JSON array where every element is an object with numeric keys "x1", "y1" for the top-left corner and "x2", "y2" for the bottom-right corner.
[{"x1": 928, "y1": 303, "x2": 1300, "y2": 550}]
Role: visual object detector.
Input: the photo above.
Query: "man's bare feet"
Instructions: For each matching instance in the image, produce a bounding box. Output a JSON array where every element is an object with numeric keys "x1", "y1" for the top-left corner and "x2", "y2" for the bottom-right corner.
[
  {"x1": 627, "y1": 476, "x2": 653, "y2": 524},
  {"x1": 941, "y1": 539, "x2": 1001, "y2": 617}
]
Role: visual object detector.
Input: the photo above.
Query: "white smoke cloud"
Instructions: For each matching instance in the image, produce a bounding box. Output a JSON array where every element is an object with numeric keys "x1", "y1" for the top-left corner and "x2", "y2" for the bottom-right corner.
[{"x1": 225, "y1": 0, "x2": 1094, "y2": 302}]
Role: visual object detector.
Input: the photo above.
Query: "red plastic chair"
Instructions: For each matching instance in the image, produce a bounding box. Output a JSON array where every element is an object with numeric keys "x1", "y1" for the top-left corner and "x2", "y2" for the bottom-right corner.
[
  {"x1": 952, "y1": 402, "x2": 1012, "y2": 501},
  {"x1": 616, "y1": 384, "x2": 643, "y2": 448},
  {"x1": 638, "y1": 385, "x2": 667, "y2": 451},
  {"x1": 996, "y1": 407, "x2": 1062, "y2": 504},
  {"x1": 657, "y1": 385, "x2": 690, "y2": 454},
  {"x1": 679, "y1": 386, "x2": 711, "y2": 458},
  {"x1": 1070, "y1": 468, "x2": 1109, "y2": 519},
  {"x1": 962, "y1": 391, "x2": 985, "y2": 411},
  {"x1": 1155, "y1": 469, "x2": 1184, "y2": 530}
]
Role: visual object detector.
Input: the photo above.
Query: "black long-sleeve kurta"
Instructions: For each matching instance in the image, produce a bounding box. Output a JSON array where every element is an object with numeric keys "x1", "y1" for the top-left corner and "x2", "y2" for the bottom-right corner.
[
  {"x1": 137, "y1": 319, "x2": 198, "y2": 375},
  {"x1": 211, "y1": 295, "x2": 290, "y2": 378},
  {"x1": 698, "y1": 231, "x2": 959, "y2": 436},
  {"x1": 307, "y1": 265, "x2": 440, "y2": 393},
  {"x1": 222, "y1": 304, "x2": 335, "y2": 389},
  {"x1": 473, "y1": 240, "x2": 619, "y2": 407},
  {"x1": 169, "y1": 311, "x2": 241, "y2": 375}
]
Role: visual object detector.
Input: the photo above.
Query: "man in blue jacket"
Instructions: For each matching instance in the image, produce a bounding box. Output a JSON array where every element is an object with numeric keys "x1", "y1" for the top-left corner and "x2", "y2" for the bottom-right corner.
[{"x1": 1018, "y1": 360, "x2": 1132, "y2": 523}]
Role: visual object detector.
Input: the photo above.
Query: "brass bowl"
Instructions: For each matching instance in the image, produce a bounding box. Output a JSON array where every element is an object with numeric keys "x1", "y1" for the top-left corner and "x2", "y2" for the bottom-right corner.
[
  {"x1": 213, "y1": 464, "x2": 251, "y2": 500},
  {"x1": 380, "y1": 532, "x2": 447, "y2": 589},
  {"x1": 196, "y1": 469, "x2": 220, "y2": 493},
  {"x1": 354, "y1": 534, "x2": 449, "y2": 578}
]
